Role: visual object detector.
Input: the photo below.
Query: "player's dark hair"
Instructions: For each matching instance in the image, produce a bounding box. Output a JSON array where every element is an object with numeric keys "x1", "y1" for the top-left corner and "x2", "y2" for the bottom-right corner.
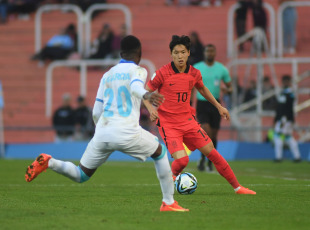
[
  {"x1": 120, "y1": 35, "x2": 141, "y2": 59},
  {"x1": 169, "y1": 35, "x2": 191, "y2": 52},
  {"x1": 205, "y1": 44, "x2": 216, "y2": 50}
]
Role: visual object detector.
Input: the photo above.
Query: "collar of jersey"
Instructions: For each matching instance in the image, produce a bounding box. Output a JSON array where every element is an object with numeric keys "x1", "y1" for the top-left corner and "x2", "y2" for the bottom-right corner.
[
  {"x1": 171, "y1": 61, "x2": 190, "y2": 74},
  {"x1": 119, "y1": 59, "x2": 136, "y2": 64}
]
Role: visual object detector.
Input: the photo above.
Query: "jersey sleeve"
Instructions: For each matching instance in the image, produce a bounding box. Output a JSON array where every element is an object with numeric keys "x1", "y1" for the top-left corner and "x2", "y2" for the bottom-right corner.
[
  {"x1": 194, "y1": 70, "x2": 204, "y2": 89},
  {"x1": 95, "y1": 77, "x2": 105, "y2": 103},
  {"x1": 130, "y1": 66, "x2": 148, "y2": 99},
  {"x1": 222, "y1": 65, "x2": 231, "y2": 83},
  {"x1": 130, "y1": 66, "x2": 148, "y2": 85},
  {"x1": 147, "y1": 70, "x2": 164, "y2": 91}
]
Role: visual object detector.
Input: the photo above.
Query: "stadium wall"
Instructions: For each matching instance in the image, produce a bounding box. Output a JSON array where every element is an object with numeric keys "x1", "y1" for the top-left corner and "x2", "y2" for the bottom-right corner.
[{"x1": 4, "y1": 141, "x2": 310, "y2": 161}]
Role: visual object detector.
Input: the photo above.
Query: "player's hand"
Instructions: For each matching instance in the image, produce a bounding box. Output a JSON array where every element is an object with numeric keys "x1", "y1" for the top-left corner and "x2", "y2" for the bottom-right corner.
[
  {"x1": 218, "y1": 105, "x2": 230, "y2": 121},
  {"x1": 143, "y1": 92, "x2": 165, "y2": 107},
  {"x1": 149, "y1": 109, "x2": 159, "y2": 122}
]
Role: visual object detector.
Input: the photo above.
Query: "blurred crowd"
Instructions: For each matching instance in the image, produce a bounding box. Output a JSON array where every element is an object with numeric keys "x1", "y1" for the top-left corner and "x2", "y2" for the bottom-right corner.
[
  {"x1": 30, "y1": 22, "x2": 127, "y2": 67},
  {"x1": 0, "y1": 0, "x2": 106, "y2": 24},
  {"x1": 52, "y1": 93, "x2": 95, "y2": 143}
]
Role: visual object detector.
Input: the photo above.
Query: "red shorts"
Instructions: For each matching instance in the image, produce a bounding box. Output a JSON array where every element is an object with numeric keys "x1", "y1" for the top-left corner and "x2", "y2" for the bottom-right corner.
[{"x1": 157, "y1": 120, "x2": 211, "y2": 155}]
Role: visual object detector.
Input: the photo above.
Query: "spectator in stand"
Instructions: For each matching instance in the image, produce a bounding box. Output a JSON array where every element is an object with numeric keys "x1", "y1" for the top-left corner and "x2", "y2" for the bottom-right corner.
[
  {"x1": 244, "y1": 79, "x2": 257, "y2": 110},
  {"x1": 88, "y1": 23, "x2": 114, "y2": 59},
  {"x1": 251, "y1": 0, "x2": 267, "y2": 52},
  {"x1": 188, "y1": 31, "x2": 204, "y2": 65},
  {"x1": 0, "y1": 0, "x2": 8, "y2": 24},
  {"x1": 280, "y1": 0, "x2": 297, "y2": 54},
  {"x1": 200, "y1": 0, "x2": 222, "y2": 7},
  {"x1": 8, "y1": 0, "x2": 38, "y2": 20},
  {"x1": 31, "y1": 23, "x2": 77, "y2": 66},
  {"x1": 262, "y1": 75, "x2": 276, "y2": 110},
  {"x1": 235, "y1": 0, "x2": 252, "y2": 52},
  {"x1": 111, "y1": 24, "x2": 127, "y2": 59},
  {"x1": 52, "y1": 93, "x2": 75, "y2": 143},
  {"x1": 74, "y1": 96, "x2": 94, "y2": 141},
  {"x1": 252, "y1": 0, "x2": 267, "y2": 33}
]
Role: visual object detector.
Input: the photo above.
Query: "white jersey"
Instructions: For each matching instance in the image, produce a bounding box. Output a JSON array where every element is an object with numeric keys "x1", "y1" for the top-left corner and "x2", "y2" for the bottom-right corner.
[{"x1": 93, "y1": 60, "x2": 147, "y2": 142}]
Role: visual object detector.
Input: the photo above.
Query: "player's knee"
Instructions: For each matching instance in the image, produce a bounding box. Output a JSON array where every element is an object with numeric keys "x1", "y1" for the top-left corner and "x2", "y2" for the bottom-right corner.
[
  {"x1": 199, "y1": 141, "x2": 215, "y2": 157},
  {"x1": 151, "y1": 144, "x2": 166, "y2": 160},
  {"x1": 172, "y1": 155, "x2": 189, "y2": 175}
]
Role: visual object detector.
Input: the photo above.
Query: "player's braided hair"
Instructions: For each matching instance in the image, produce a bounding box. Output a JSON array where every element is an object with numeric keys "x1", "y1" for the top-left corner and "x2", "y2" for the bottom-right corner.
[{"x1": 169, "y1": 35, "x2": 191, "y2": 52}]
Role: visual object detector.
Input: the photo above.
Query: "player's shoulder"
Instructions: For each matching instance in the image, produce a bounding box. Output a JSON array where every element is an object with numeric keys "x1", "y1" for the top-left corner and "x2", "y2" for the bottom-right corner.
[{"x1": 189, "y1": 65, "x2": 202, "y2": 76}]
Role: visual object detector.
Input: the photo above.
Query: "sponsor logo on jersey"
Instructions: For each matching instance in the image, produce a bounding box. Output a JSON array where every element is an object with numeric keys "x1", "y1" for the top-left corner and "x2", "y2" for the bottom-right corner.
[{"x1": 102, "y1": 73, "x2": 130, "y2": 85}]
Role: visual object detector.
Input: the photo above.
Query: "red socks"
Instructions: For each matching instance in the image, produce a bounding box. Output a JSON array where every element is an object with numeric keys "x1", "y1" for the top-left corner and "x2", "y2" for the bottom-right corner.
[
  {"x1": 171, "y1": 156, "x2": 189, "y2": 176},
  {"x1": 207, "y1": 149, "x2": 240, "y2": 189}
]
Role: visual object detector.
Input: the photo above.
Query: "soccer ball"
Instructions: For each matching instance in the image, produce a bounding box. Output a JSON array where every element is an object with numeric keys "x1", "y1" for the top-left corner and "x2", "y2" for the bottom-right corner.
[{"x1": 174, "y1": 172, "x2": 198, "y2": 195}]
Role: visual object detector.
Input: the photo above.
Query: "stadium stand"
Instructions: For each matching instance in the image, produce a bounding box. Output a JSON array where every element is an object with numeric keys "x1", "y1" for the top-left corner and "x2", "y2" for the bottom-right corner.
[{"x1": 0, "y1": 0, "x2": 309, "y2": 144}]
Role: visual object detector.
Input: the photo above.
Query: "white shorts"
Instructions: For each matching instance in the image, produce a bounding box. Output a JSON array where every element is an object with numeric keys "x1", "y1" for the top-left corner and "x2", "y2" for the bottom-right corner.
[
  {"x1": 275, "y1": 120, "x2": 293, "y2": 136},
  {"x1": 80, "y1": 127, "x2": 159, "y2": 169}
]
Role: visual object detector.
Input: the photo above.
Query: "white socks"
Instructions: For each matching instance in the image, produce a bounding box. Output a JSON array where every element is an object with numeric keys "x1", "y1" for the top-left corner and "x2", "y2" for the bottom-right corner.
[
  {"x1": 153, "y1": 152, "x2": 175, "y2": 205},
  {"x1": 48, "y1": 158, "x2": 81, "y2": 183},
  {"x1": 274, "y1": 136, "x2": 301, "y2": 160},
  {"x1": 287, "y1": 137, "x2": 301, "y2": 160},
  {"x1": 274, "y1": 136, "x2": 284, "y2": 160}
]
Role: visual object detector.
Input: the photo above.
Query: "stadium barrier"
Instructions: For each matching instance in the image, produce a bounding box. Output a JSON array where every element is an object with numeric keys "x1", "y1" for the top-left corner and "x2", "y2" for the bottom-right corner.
[
  {"x1": 4, "y1": 141, "x2": 310, "y2": 161},
  {"x1": 227, "y1": 1, "x2": 276, "y2": 58}
]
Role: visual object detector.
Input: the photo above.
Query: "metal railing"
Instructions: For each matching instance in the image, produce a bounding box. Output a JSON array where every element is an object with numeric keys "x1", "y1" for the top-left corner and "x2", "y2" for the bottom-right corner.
[
  {"x1": 45, "y1": 58, "x2": 156, "y2": 117},
  {"x1": 227, "y1": 2, "x2": 276, "y2": 58},
  {"x1": 277, "y1": 1, "x2": 310, "y2": 57},
  {"x1": 34, "y1": 4, "x2": 84, "y2": 54},
  {"x1": 84, "y1": 4, "x2": 132, "y2": 58},
  {"x1": 227, "y1": 57, "x2": 310, "y2": 141}
]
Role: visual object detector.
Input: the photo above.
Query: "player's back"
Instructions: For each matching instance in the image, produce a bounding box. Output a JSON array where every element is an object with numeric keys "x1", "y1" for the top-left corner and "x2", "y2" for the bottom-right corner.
[{"x1": 95, "y1": 62, "x2": 145, "y2": 141}]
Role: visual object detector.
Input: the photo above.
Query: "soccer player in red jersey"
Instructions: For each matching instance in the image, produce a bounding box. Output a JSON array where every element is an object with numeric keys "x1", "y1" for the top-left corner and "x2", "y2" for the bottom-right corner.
[{"x1": 145, "y1": 35, "x2": 256, "y2": 194}]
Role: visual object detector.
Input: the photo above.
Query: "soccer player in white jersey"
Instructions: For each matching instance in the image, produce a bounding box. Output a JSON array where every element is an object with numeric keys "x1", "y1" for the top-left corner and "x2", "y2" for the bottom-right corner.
[{"x1": 25, "y1": 35, "x2": 188, "y2": 212}]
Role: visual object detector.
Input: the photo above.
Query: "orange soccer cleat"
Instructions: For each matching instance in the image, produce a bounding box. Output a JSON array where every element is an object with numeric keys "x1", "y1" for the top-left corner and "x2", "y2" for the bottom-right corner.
[
  {"x1": 25, "y1": 153, "x2": 52, "y2": 182},
  {"x1": 235, "y1": 186, "x2": 256, "y2": 195},
  {"x1": 160, "y1": 201, "x2": 189, "y2": 212}
]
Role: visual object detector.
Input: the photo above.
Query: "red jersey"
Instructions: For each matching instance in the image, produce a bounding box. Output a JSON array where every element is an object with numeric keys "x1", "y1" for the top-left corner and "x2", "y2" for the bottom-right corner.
[{"x1": 147, "y1": 62, "x2": 204, "y2": 126}]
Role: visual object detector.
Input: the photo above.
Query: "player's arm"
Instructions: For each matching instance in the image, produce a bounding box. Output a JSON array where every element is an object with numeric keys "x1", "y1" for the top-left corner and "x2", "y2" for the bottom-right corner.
[
  {"x1": 220, "y1": 66, "x2": 232, "y2": 94},
  {"x1": 131, "y1": 81, "x2": 164, "y2": 107},
  {"x1": 196, "y1": 85, "x2": 230, "y2": 121},
  {"x1": 142, "y1": 99, "x2": 159, "y2": 122},
  {"x1": 221, "y1": 81, "x2": 233, "y2": 94},
  {"x1": 93, "y1": 78, "x2": 104, "y2": 125},
  {"x1": 92, "y1": 100, "x2": 103, "y2": 125}
]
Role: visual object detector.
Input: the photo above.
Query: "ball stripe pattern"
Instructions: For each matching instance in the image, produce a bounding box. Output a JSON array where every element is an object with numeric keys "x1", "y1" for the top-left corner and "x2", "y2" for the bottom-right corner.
[{"x1": 175, "y1": 172, "x2": 198, "y2": 195}]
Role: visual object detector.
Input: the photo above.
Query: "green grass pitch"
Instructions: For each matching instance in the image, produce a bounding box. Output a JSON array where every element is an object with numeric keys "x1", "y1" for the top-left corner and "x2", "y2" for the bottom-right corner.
[{"x1": 0, "y1": 159, "x2": 309, "y2": 230}]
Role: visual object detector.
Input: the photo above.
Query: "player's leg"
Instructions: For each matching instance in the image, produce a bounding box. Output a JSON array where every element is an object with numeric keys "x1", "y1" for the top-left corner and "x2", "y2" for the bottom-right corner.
[
  {"x1": 25, "y1": 153, "x2": 94, "y2": 183},
  {"x1": 151, "y1": 143, "x2": 174, "y2": 205},
  {"x1": 171, "y1": 150, "x2": 189, "y2": 178},
  {"x1": 200, "y1": 122, "x2": 219, "y2": 172},
  {"x1": 151, "y1": 144, "x2": 188, "y2": 212},
  {"x1": 283, "y1": 121, "x2": 301, "y2": 162},
  {"x1": 286, "y1": 136, "x2": 301, "y2": 162},
  {"x1": 199, "y1": 143, "x2": 256, "y2": 194},
  {"x1": 274, "y1": 121, "x2": 284, "y2": 162},
  {"x1": 48, "y1": 159, "x2": 95, "y2": 182},
  {"x1": 25, "y1": 139, "x2": 107, "y2": 183},
  {"x1": 157, "y1": 125, "x2": 189, "y2": 178},
  {"x1": 125, "y1": 128, "x2": 188, "y2": 211}
]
